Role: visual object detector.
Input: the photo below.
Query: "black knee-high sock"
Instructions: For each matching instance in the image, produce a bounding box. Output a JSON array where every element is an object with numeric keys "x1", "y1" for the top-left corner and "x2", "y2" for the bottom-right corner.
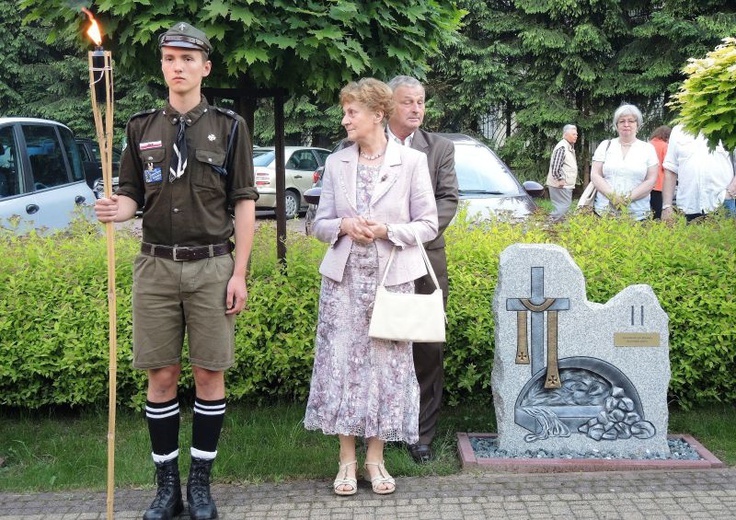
[
  {"x1": 145, "y1": 398, "x2": 180, "y2": 459},
  {"x1": 192, "y1": 397, "x2": 226, "y2": 455}
]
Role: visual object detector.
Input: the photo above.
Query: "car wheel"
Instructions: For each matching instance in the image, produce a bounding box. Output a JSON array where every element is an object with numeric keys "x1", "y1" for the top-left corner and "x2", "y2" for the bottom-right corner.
[{"x1": 284, "y1": 189, "x2": 300, "y2": 220}]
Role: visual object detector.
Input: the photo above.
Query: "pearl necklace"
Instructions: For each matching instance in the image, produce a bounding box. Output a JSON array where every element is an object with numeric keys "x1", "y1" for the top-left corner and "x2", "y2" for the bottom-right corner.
[{"x1": 359, "y1": 149, "x2": 384, "y2": 160}]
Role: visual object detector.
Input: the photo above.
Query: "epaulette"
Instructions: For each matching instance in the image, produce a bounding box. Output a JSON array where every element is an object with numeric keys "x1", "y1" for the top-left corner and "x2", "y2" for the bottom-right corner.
[
  {"x1": 129, "y1": 108, "x2": 158, "y2": 121},
  {"x1": 213, "y1": 106, "x2": 239, "y2": 119}
]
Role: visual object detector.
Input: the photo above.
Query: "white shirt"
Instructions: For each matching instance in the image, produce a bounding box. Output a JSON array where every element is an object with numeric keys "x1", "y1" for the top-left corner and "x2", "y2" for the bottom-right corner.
[
  {"x1": 592, "y1": 138, "x2": 659, "y2": 220},
  {"x1": 662, "y1": 125, "x2": 735, "y2": 214},
  {"x1": 387, "y1": 126, "x2": 414, "y2": 147}
]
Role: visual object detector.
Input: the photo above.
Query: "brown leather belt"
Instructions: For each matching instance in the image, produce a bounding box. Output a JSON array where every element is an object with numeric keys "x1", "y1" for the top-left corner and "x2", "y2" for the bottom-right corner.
[{"x1": 141, "y1": 242, "x2": 233, "y2": 261}]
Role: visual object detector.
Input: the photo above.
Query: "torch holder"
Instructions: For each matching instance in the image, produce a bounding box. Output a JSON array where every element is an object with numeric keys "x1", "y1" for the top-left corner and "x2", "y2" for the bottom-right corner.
[{"x1": 87, "y1": 48, "x2": 114, "y2": 197}]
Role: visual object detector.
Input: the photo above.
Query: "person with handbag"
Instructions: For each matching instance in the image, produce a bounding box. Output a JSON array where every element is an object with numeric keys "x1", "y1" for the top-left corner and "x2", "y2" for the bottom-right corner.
[
  {"x1": 590, "y1": 104, "x2": 658, "y2": 220},
  {"x1": 303, "y1": 78, "x2": 438, "y2": 496}
]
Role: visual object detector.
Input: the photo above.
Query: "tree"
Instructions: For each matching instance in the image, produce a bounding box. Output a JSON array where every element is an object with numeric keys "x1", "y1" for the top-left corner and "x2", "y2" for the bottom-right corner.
[
  {"x1": 22, "y1": 1, "x2": 463, "y2": 98},
  {"x1": 669, "y1": 37, "x2": 736, "y2": 151},
  {"x1": 1, "y1": 1, "x2": 160, "y2": 145},
  {"x1": 427, "y1": 0, "x2": 735, "y2": 183}
]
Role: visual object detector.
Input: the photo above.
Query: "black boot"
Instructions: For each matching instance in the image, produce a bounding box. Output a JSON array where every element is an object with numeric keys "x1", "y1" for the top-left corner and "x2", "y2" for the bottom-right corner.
[
  {"x1": 187, "y1": 457, "x2": 218, "y2": 520},
  {"x1": 143, "y1": 457, "x2": 184, "y2": 520}
]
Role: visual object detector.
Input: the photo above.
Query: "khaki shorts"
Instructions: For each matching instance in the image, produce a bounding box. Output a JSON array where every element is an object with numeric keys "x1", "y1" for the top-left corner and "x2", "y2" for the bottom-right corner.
[{"x1": 132, "y1": 253, "x2": 236, "y2": 371}]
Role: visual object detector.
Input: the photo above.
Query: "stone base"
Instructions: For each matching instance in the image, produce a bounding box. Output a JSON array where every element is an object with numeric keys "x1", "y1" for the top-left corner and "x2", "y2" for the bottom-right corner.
[{"x1": 457, "y1": 433, "x2": 725, "y2": 472}]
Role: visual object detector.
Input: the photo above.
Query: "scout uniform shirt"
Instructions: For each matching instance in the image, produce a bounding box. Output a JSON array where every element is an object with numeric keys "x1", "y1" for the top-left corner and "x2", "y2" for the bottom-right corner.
[{"x1": 116, "y1": 96, "x2": 259, "y2": 247}]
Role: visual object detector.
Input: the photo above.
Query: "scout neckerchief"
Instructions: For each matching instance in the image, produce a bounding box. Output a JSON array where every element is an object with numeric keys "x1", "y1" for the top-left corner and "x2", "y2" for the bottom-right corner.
[{"x1": 169, "y1": 117, "x2": 188, "y2": 182}]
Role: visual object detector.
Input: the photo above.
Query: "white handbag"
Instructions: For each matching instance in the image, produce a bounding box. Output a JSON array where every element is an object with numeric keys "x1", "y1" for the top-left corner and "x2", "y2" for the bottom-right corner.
[
  {"x1": 368, "y1": 229, "x2": 446, "y2": 343},
  {"x1": 577, "y1": 181, "x2": 597, "y2": 209}
]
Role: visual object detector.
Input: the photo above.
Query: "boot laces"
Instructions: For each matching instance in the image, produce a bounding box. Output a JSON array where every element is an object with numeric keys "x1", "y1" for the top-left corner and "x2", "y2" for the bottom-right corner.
[
  {"x1": 188, "y1": 463, "x2": 212, "y2": 506},
  {"x1": 149, "y1": 463, "x2": 179, "y2": 508}
]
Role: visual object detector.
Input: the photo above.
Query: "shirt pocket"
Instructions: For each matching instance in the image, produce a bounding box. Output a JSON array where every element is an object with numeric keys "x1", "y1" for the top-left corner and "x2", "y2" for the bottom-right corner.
[
  {"x1": 139, "y1": 148, "x2": 167, "y2": 187},
  {"x1": 193, "y1": 149, "x2": 227, "y2": 190}
]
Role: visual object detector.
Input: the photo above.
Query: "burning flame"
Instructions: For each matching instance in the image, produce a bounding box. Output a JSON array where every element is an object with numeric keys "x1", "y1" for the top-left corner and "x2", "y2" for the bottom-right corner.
[{"x1": 81, "y1": 7, "x2": 102, "y2": 47}]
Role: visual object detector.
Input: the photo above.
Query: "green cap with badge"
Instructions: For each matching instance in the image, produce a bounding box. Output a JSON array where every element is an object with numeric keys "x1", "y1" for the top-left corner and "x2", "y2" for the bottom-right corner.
[{"x1": 159, "y1": 22, "x2": 212, "y2": 55}]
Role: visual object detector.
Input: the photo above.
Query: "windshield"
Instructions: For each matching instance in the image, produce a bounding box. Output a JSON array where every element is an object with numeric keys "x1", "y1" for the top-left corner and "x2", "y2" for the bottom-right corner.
[{"x1": 454, "y1": 143, "x2": 520, "y2": 195}]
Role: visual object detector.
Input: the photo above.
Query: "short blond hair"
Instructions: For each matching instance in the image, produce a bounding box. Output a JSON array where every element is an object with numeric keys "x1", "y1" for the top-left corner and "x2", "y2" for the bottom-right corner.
[{"x1": 339, "y1": 78, "x2": 394, "y2": 122}]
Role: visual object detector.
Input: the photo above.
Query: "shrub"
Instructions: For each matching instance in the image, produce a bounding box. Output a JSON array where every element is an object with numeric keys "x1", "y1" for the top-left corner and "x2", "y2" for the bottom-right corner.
[{"x1": 1, "y1": 212, "x2": 734, "y2": 410}]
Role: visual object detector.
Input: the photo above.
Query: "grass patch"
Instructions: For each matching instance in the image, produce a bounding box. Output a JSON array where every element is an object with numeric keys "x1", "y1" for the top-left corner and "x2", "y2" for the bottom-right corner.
[{"x1": 0, "y1": 400, "x2": 732, "y2": 492}]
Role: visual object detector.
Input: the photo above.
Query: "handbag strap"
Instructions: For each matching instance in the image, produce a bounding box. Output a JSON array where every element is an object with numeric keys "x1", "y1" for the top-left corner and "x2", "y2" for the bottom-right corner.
[{"x1": 379, "y1": 228, "x2": 441, "y2": 292}]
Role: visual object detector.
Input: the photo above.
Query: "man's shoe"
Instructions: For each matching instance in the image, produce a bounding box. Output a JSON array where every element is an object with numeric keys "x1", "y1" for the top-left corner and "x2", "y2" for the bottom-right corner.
[
  {"x1": 143, "y1": 457, "x2": 184, "y2": 520},
  {"x1": 408, "y1": 443, "x2": 433, "y2": 464},
  {"x1": 187, "y1": 457, "x2": 218, "y2": 520}
]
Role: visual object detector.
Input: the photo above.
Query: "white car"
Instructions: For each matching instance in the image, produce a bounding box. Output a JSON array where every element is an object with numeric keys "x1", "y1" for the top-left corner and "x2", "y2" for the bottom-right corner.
[
  {"x1": 0, "y1": 117, "x2": 97, "y2": 233},
  {"x1": 253, "y1": 146, "x2": 331, "y2": 219}
]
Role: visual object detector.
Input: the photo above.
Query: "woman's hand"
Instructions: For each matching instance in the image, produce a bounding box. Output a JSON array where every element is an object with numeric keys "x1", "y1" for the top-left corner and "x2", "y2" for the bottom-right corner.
[
  {"x1": 364, "y1": 220, "x2": 389, "y2": 240},
  {"x1": 340, "y1": 217, "x2": 376, "y2": 244},
  {"x1": 610, "y1": 193, "x2": 631, "y2": 211}
]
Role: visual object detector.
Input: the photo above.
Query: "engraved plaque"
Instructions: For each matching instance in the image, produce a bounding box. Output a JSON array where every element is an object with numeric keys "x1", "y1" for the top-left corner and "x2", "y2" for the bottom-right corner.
[{"x1": 614, "y1": 332, "x2": 661, "y2": 347}]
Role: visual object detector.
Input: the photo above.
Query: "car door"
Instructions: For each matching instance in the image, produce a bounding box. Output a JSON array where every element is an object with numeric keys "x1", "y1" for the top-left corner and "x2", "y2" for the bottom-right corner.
[
  {"x1": 285, "y1": 149, "x2": 321, "y2": 202},
  {"x1": 15, "y1": 122, "x2": 94, "y2": 231}
]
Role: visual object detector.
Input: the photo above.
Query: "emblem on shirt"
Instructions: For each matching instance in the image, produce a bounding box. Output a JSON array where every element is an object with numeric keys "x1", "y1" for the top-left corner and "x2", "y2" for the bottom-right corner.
[
  {"x1": 208, "y1": 134, "x2": 216, "y2": 141},
  {"x1": 140, "y1": 140, "x2": 163, "y2": 151},
  {"x1": 144, "y1": 162, "x2": 163, "y2": 184}
]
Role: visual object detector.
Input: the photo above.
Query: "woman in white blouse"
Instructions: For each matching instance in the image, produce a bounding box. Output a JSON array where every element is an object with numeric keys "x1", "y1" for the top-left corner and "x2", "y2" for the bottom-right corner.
[{"x1": 591, "y1": 104, "x2": 659, "y2": 220}]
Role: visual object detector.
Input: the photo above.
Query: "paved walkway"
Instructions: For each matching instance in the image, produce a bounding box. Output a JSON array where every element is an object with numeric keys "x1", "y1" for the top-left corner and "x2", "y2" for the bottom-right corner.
[{"x1": 2, "y1": 467, "x2": 736, "y2": 519}]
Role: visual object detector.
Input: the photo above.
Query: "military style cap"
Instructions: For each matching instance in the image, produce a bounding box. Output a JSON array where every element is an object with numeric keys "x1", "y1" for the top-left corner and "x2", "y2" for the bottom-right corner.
[{"x1": 159, "y1": 22, "x2": 212, "y2": 55}]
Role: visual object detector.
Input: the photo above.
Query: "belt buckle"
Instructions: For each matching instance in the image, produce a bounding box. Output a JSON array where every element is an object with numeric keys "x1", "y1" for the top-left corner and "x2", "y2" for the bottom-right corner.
[{"x1": 172, "y1": 246, "x2": 188, "y2": 261}]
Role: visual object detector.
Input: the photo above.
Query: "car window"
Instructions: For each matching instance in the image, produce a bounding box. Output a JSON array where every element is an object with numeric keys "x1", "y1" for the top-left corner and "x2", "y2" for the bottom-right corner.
[
  {"x1": 288, "y1": 150, "x2": 318, "y2": 171},
  {"x1": 59, "y1": 128, "x2": 85, "y2": 183},
  {"x1": 253, "y1": 151, "x2": 275, "y2": 167},
  {"x1": 77, "y1": 142, "x2": 92, "y2": 161},
  {"x1": 80, "y1": 140, "x2": 121, "y2": 164},
  {"x1": 454, "y1": 143, "x2": 521, "y2": 195},
  {"x1": 22, "y1": 124, "x2": 70, "y2": 189},
  {"x1": 315, "y1": 149, "x2": 331, "y2": 165},
  {"x1": 0, "y1": 126, "x2": 22, "y2": 197}
]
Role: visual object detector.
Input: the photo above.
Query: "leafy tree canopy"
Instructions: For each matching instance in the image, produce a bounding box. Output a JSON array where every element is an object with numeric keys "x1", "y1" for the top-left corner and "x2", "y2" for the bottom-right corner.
[
  {"x1": 21, "y1": 0, "x2": 464, "y2": 99},
  {"x1": 427, "y1": 0, "x2": 735, "y2": 182}
]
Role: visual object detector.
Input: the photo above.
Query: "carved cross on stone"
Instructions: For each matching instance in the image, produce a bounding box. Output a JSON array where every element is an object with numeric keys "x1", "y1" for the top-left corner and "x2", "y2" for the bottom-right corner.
[{"x1": 506, "y1": 267, "x2": 570, "y2": 389}]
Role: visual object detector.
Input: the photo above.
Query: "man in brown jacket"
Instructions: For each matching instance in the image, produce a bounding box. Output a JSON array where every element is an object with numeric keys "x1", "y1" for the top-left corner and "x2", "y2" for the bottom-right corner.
[{"x1": 387, "y1": 76, "x2": 459, "y2": 463}]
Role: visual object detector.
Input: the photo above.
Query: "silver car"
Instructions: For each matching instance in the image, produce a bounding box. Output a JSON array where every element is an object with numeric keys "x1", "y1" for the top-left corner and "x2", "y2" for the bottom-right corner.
[
  {"x1": 0, "y1": 117, "x2": 96, "y2": 233},
  {"x1": 253, "y1": 146, "x2": 331, "y2": 219},
  {"x1": 303, "y1": 133, "x2": 543, "y2": 233},
  {"x1": 436, "y1": 133, "x2": 543, "y2": 221}
]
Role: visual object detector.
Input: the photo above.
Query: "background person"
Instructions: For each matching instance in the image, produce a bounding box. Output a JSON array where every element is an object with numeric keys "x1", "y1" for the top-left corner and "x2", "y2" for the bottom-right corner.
[
  {"x1": 648, "y1": 125, "x2": 672, "y2": 219},
  {"x1": 661, "y1": 124, "x2": 736, "y2": 222},
  {"x1": 591, "y1": 104, "x2": 658, "y2": 220},
  {"x1": 94, "y1": 22, "x2": 258, "y2": 520},
  {"x1": 303, "y1": 78, "x2": 438, "y2": 496},
  {"x1": 545, "y1": 124, "x2": 578, "y2": 221},
  {"x1": 386, "y1": 75, "x2": 458, "y2": 464}
]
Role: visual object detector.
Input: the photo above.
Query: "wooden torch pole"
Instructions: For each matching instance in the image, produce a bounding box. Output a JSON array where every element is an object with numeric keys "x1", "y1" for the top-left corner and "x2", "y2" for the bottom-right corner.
[{"x1": 88, "y1": 48, "x2": 117, "y2": 520}]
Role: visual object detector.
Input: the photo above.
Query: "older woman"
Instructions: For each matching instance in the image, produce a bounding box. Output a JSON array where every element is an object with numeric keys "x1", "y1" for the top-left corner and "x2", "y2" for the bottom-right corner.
[
  {"x1": 304, "y1": 78, "x2": 438, "y2": 495},
  {"x1": 591, "y1": 104, "x2": 659, "y2": 220}
]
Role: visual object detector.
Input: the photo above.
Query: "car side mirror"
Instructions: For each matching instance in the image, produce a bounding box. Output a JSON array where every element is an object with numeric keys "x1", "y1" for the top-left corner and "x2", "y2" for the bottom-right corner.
[
  {"x1": 523, "y1": 180, "x2": 545, "y2": 198},
  {"x1": 304, "y1": 187, "x2": 322, "y2": 205}
]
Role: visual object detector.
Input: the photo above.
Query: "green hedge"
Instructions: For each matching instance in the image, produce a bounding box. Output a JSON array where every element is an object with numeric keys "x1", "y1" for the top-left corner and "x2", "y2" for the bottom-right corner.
[{"x1": 1, "y1": 210, "x2": 734, "y2": 410}]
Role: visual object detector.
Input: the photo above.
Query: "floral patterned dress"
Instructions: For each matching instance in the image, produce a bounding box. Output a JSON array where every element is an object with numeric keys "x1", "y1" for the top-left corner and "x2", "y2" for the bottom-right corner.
[{"x1": 303, "y1": 163, "x2": 420, "y2": 444}]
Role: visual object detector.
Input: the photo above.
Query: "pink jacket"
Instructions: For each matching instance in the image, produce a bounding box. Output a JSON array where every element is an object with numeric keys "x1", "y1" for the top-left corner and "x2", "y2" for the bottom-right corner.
[{"x1": 313, "y1": 139, "x2": 439, "y2": 285}]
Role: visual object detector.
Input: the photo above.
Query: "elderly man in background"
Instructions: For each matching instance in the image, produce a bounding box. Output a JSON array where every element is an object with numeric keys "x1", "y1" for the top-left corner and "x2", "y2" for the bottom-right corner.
[
  {"x1": 545, "y1": 124, "x2": 579, "y2": 220},
  {"x1": 386, "y1": 75, "x2": 459, "y2": 464},
  {"x1": 661, "y1": 124, "x2": 736, "y2": 223}
]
